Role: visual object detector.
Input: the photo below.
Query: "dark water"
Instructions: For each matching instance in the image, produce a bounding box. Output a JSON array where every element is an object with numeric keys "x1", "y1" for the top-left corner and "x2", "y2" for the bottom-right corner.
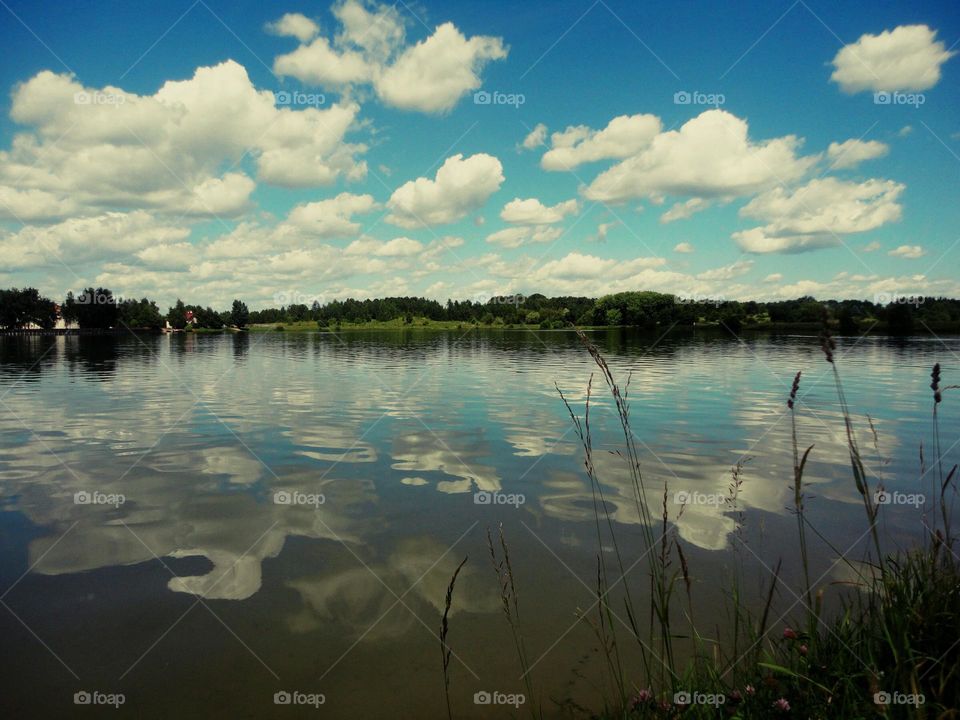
[{"x1": 0, "y1": 329, "x2": 956, "y2": 718}]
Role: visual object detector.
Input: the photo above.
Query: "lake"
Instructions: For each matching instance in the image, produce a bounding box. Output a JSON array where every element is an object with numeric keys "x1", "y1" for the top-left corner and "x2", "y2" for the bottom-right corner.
[{"x1": 0, "y1": 329, "x2": 956, "y2": 718}]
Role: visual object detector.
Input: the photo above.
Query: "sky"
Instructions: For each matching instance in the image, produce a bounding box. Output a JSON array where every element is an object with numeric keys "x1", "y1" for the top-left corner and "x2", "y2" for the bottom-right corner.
[{"x1": 0, "y1": 0, "x2": 958, "y2": 310}]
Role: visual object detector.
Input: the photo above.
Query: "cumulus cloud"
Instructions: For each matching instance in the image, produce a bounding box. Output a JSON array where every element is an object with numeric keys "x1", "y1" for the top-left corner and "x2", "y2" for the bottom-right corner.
[
  {"x1": 674, "y1": 242, "x2": 695, "y2": 253},
  {"x1": 541, "y1": 113, "x2": 662, "y2": 170},
  {"x1": 734, "y1": 177, "x2": 904, "y2": 254},
  {"x1": 1, "y1": 60, "x2": 367, "y2": 223},
  {"x1": 697, "y1": 259, "x2": 753, "y2": 281},
  {"x1": 265, "y1": 13, "x2": 320, "y2": 43},
  {"x1": 376, "y1": 23, "x2": 507, "y2": 113},
  {"x1": 827, "y1": 139, "x2": 889, "y2": 169},
  {"x1": 888, "y1": 244, "x2": 926, "y2": 258},
  {"x1": 661, "y1": 198, "x2": 710, "y2": 223},
  {"x1": 287, "y1": 193, "x2": 377, "y2": 237},
  {"x1": 584, "y1": 110, "x2": 815, "y2": 203},
  {"x1": 499, "y1": 197, "x2": 578, "y2": 224},
  {"x1": 521, "y1": 123, "x2": 547, "y2": 150},
  {"x1": 486, "y1": 225, "x2": 563, "y2": 249},
  {"x1": 831, "y1": 25, "x2": 956, "y2": 92},
  {"x1": 273, "y1": 2, "x2": 507, "y2": 114},
  {"x1": 345, "y1": 236, "x2": 424, "y2": 257},
  {"x1": 0, "y1": 211, "x2": 190, "y2": 269},
  {"x1": 386, "y1": 153, "x2": 504, "y2": 227}
]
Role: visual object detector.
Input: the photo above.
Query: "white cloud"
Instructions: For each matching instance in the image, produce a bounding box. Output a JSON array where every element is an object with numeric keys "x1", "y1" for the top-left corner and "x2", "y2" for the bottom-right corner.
[
  {"x1": 345, "y1": 236, "x2": 424, "y2": 257},
  {"x1": 0, "y1": 211, "x2": 190, "y2": 269},
  {"x1": 541, "y1": 113, "x2": 662, "y2": 170},
  {"x1": 387, "y1": 153, "x2": 504, "y2": 227},
  {"x1": 377, "y1": 23, "x2": 507, "y2": 113},
  {"x1": 827, "y1": 139, "x2": 889, "y2": 169},
  {"x1": 265, "y1": 13, "x2": 320, "y2": 43},
  {"x1": 521, "y1": 123, "x2": 547, "y2": 150},
  {"x1": 888, "y1": 244, "x2": 926, "y2": 258},
  {"x1": 584, "y1": 110, "x2": 815, "y2": 203},
  {"x1": 531, "y1": 252, "x2": 666, "y2": 280},
  {"x1": 763, "y1": 273, "x2": 783, "y2": 283},
  {"x1": 674, "y1": 242, "x2": 695, "y2": 254},
  {"x1": 831, "y1": 25, "x2": 956, "y2": 92},
  {"x1": 273, "y1": 4, "x2": 507, "y2": 114},
  {"x1": 661, "y1": 198, "x2": 709, "y2": 223},
  {"x1": 593, "y1": 221, "x2": 618, "y2": 243},
  {"x1": 697, "y1": 259, "x2": 753, "y2": 281},
  {"x1": 287, "y1": 193, "x2": 377, "y2": 237},
  {"x1": 273, "y1": 37, "x2": 372, "y2": 86},
  {"x1": 1, "y1": 60, "x2": 367, "y2": 222},
  {"x1": 136, "y1": 242, "x2": 195, "y2": 271},
  {"x1": 499, "y1": 197, "x2": 578, "y2": 224},
  {"x1": 862, "y1": 241, "x2": 881, "y2": 252},
  {"x1": 734, "y1": 177, "x2": 904, "y2": 254},
  {"x1": 486, "y1": 225, "x2": 563, "y2": 249}
]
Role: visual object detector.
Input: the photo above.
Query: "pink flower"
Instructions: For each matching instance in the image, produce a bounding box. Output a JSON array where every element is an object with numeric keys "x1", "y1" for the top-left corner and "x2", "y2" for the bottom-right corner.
[
  {"x1": 773, "y1": 697, "x2": 791, "y2": 712},
  {"x1": 798, "y1": 644, "x2": 808, "y2": 656},
  {"x1": 782, "y1": 627, "x2": 798, "y2": 640},
  {"x1": 745, "y1": 684, "x2": 756, "y2": 696}
]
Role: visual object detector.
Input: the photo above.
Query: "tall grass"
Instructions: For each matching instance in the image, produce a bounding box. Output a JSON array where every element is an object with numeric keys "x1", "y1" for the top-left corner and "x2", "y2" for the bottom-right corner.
[{"x1": 455, "y1": 327, "x2": 960, "y2": 718}]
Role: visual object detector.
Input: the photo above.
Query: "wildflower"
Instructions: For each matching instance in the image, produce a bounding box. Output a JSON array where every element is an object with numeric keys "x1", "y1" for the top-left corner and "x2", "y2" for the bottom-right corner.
[
  {"x1": 798, "y1": 644, "x2": 808, "y2": 656},
  {"x1": 782, "y1": 627, "x2": 798, "y2": 640},
  {"x1": 745, "y1": 685, "x2": 756, "y2": 696},
  {"x1": 773, "y1": 697, "x2": 791, "y2": 711},
  {"x1": 631, "y1": 689, "x2": 653, "y2": 708},
  {"x1": 788, "y1": 371, "x2": 801, "y2": 409}
]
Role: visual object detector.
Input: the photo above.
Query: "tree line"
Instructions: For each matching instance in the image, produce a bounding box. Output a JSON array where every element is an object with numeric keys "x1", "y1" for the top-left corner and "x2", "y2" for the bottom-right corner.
[
  {"x1": 1, "y1": 286, "x2": 958, "y2": 333},
  {"x1": 0, "y1": 287, "x2": 249, "y2": 331}
]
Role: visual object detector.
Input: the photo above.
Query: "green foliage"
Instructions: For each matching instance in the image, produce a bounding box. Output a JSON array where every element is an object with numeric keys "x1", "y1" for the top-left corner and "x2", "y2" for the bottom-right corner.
[
  {"x1": 119, "y1": 298, "x2": 163, "y2": 330},
  {"x1": 0, "y1": 287, "x2": 58, "y2": 329},
  {"x1": 230, "y1": 299, "x2": 249, "y2": 328},
  {"x1": 70, "y1": 287, "x2": 118, "y2": 329},
  {"x1": 167, "y1": 299, "x2": 187, "y2": 330}
]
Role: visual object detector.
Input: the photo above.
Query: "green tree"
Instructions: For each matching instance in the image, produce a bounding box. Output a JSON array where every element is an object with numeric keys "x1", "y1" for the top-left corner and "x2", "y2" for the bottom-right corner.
[
  {"x1": 167, "y1": 299, "x2": 187, "y2": 330},
  {"x1": 230, "y1": 299, "x2": 249, "y2": 328}
]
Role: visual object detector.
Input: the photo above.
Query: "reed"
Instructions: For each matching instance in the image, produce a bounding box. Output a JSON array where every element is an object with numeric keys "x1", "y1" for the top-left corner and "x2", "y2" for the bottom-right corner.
[
  {"x1": 452, "y1": 332, "x2": 959, "y2": 718},
  {"x1": 439, "y1": 555, "x2": 468, "y2": 720}
]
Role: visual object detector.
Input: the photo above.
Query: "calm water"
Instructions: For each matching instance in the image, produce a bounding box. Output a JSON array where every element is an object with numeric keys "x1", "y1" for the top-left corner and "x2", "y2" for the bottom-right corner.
[{"x1": 0, "y1": 329, "x2": 956, "y2": 718}]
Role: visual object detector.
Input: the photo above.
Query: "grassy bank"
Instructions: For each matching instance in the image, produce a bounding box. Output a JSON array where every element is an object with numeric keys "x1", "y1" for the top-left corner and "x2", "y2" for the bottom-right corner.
[{"x1": 441, "y1": 328, "x2": 959, "y2": 719}]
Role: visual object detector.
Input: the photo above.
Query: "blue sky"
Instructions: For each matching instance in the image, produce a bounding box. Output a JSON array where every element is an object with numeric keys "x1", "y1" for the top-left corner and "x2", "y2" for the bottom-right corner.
[{"x1": 0, "y1": 0, "x2": 958, "y2": 308}]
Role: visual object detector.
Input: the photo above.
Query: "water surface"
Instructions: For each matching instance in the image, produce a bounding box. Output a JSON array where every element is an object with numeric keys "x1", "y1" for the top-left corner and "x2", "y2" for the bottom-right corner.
[{"x1": 1, "y1": 329, "x2": 956, "y2": 718}]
